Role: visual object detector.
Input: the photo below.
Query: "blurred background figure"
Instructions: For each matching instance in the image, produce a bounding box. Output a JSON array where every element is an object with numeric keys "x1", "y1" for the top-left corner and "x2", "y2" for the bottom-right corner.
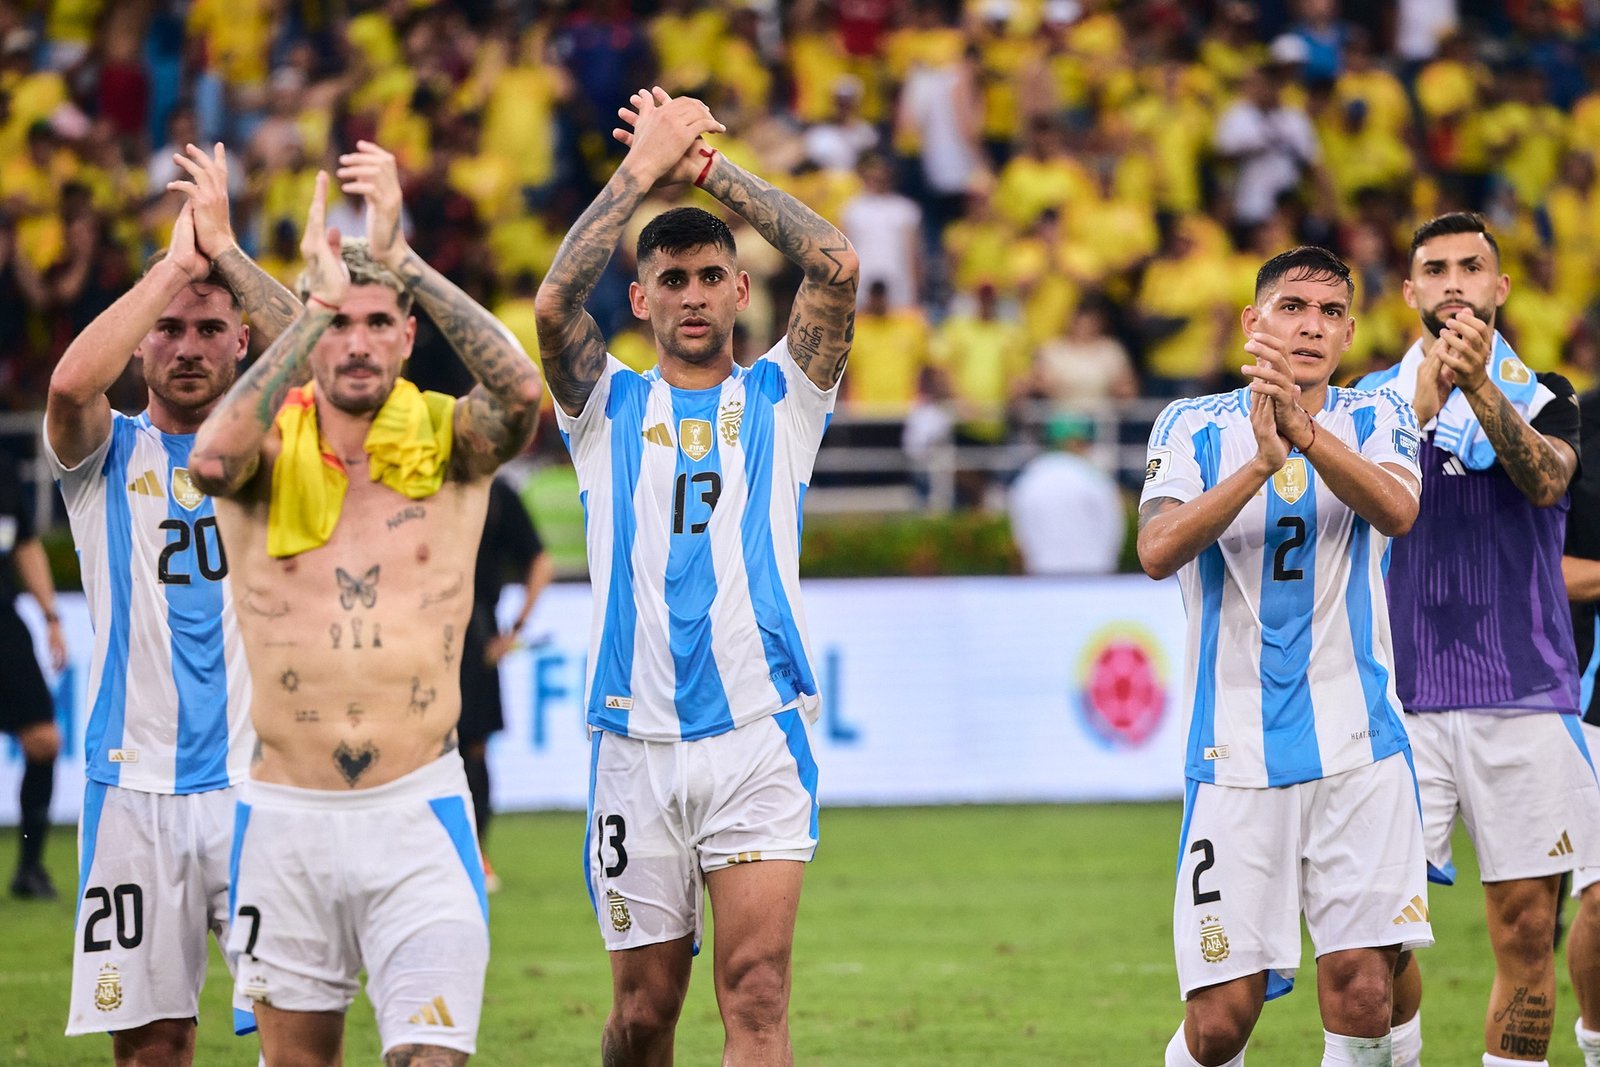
[{"x1": 1006, "y1": 416, "x2": 1125, "y2": 575}]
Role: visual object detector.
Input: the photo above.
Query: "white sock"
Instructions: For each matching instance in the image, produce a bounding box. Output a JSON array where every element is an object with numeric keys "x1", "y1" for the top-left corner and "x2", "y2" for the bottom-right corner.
[
  {"x1": 1483, "y1": 1055, "x2": 1547, "y2": 1067},
  {"x1": 1578, "y1": 1017, "x2": 1600, "y2": 1067},
  {"x1": 1165, "y1": 1022, "x2": 1246, "y2": 1067},
  {"x1": 1322, "y1": 1030, "x2": 1391, "y2": 1066},
  {"x1": 1390, "y1": 1013, "x2": 1422, "y2": 1067}
]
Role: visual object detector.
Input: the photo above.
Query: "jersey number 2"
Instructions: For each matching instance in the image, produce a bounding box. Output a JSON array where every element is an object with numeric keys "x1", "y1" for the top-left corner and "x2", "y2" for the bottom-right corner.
[{"x1": 1272, "y1": 516, "x2": 1306, "y2": 582}]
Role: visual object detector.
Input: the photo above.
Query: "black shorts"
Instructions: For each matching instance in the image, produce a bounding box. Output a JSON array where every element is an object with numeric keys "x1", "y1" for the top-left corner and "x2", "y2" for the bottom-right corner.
[
  {"x1": 456, "y1": 616, "x2": 504, "y2": 747},
  {"x1": 0, "y1": 604, "x2": 53, "y2": 733}
]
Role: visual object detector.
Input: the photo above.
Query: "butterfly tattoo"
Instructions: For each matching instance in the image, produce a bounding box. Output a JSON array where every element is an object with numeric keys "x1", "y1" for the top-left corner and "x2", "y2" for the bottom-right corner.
[{"x1": 336, "y1": 565, "x2": 380, "y2": 610}]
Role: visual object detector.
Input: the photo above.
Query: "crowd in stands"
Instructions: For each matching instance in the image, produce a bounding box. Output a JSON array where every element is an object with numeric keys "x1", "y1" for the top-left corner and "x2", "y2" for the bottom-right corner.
[{"x1": 4, "y1": 0, "x2": 1600, "y2": 461}]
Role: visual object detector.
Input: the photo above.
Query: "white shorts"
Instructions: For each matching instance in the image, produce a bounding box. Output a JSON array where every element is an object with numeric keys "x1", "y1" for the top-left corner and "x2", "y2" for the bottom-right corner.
[
  {"x1": 1406, "y1": 710, "x2": 1600, "y2": 884},
  {"x1": 1573, "y1": 723, "x2": 1600, "y2": 894},
  {"x1": 67, "y1": 782, "x2": 242, "y2": 1036},
  {"x1": 227, "y1": 755, "x2": 489, "y2": 1056},
  {"x1": 586, "y1": 709, "x2": 820, "y2": 952},
  {"x1": 1173, "y1": 753, "x2": 1433, "y2": 1000}
]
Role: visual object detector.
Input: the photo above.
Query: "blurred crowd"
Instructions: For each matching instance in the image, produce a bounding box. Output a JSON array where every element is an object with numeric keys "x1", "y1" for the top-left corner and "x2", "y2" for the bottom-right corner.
[{"x1": 4, "y1": 0, "x2": 1600, "y2": 448}]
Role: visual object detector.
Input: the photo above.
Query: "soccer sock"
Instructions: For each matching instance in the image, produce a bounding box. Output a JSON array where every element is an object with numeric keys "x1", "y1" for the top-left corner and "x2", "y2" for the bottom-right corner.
[
  {"x1": 461, "y1": 747, "x2": 491, "y2": 843},
  {"x1": 18, "y1": 756, "x2": 53, "y2": 869},
  {"x1": 1483, "y1": 1055, "x2": 1547, "y2": 1067},
  {"x1": 1390, "y1": 1013, "x2": 1422, "y2": 1067},
  {"x1": 1165, "y1": 1023, "x2": 1246, "y2": 1067},
  {"x1": 1321, "y1": 1031, "x2": 1390, "y2": 1066},
  {"x1": 1577, "y1": 1017, "x2": 1600, "y2": 1067}
]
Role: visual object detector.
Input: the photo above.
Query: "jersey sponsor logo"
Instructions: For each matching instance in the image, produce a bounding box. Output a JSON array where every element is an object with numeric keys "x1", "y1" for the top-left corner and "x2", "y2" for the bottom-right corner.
[
  {"x1": 1391, "y1": 894, "x2": 1429, "y2": 925},
  {"x1": 126, "y1": 469, "x2": 163, "y2": 499},
  {"x1": 169, "y1": 467, "x2": 205, "y2": 511},
  {"x1": 1198, "y1": 916, "x2": 1230, "y2": 963},
  {"x1": 718, "y1": 400, "x2": 744, "y2": 446},
  {"x1": 1271, "y1": 458, "x2": 1309, "y2": 504},
  {"x1": 1145, "y1": 450, "x2": 1171, "y2": 484},
  {"x1": 604, "y1": 695, "x2": 633, "y2": 711},
  {"x1": 1202, "y1": 745, "x2": 1230, "y2": 761},
  {"x1": 642, "y1": 422, "x2": 673, "y2": 447},
  {"x1": 1393, "y1": 428, "x2": 1420, "y2": 464},
  {"x1": 1498, "y1": 356, "x2": 1532, "y2": 385},
  {"x1": 94, "y1": 963, "x2": 123, "y2": 1012},
  {"x1": 108, "y1": 749, "x2": 139, "y2": 763},
  {"x1": 606, "y1": 889, "x2": 633, "y2": 933},
  {"x1": 407, "y1": 995, "x2": 456, "y2": 1027},
  {"x1": 679, "y1": 418, "x2": 713, "y2": 461}
]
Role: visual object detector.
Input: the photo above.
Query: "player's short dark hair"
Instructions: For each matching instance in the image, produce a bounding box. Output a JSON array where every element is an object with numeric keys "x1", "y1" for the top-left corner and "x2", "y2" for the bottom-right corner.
[
  {"x1": 1254, "y1": 245, "x2": 1352, "y2": 303},
  {"x1": 1409, "y1": 211, "x2": 1500, "y2": 265},
  {"x1": 636, "y1": 207, "x2": 737, "y2": 268},
  {"x1": 142, "y1": 250, "x2": 242, "y2": 310}
]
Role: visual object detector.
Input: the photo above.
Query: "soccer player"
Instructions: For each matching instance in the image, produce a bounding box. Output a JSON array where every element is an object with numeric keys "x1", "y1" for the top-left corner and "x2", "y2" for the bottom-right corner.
[
  {"x1": 46, "y1": 142, "x2": 298, "y2": 1061},
  {"x1": 188, "y1": 142, "x2": 541, "y2": 1066},
  {"x1": 1139, "y1": 246, "x2": 1431, "y2": 1067},
  {"x1": 1563, "y1": 384, "x2": 1600, "y2": 1067},
  {"x1": 0, "y1": 445, "x2": 67, "y2": 900},
  {"x1": 1357, "y1": 212, "x2": 1600, "y2": 1067},
  {"x1": 534, "y1": 87, "x2": 856, "y2": 1065}
]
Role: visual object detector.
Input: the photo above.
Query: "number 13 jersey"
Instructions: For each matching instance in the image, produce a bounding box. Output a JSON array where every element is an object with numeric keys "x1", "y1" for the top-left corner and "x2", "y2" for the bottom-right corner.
[
  {"x1": 44, "y1": 411, "x2": 252, "y2": 794},
  {"x1": 1141, "y1": 387, "x2": 1422, "y2": 788},
  {"x1": 557, "y1": 340, "x2": 838, "y2": 742}
]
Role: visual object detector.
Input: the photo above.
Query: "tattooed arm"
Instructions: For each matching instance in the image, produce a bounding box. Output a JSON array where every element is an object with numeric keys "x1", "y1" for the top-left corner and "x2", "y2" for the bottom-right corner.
[
  {"x1": 169, "y1": 142, "x2": 301, "y2": 347},
  {"x1": 338, "y1": 141, "x2": 543, "y2": 478},
  {"x1": 190, "y1": 173, "x2": 350, "y2": 498},
  {"x1": 535, "y1": 92, "x2": 726, "y2": 415}
]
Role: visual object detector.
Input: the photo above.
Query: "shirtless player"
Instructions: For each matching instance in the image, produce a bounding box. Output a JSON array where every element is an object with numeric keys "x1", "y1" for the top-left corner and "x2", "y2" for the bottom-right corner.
[{"x1": 189, "y1": 143, "x2": 541, "y2": 1066}]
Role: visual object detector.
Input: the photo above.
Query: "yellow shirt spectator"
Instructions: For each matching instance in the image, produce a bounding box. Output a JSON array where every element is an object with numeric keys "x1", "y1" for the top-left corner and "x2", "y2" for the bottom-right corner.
[
  {"x1": 848, "y1": 303, "x2": 932, "y2": 416},
  {"x1": 1481, "y1": 94, "x2": 1568, "y2": 207},
  {"x1": 932, "y1": 293, "x2": 1031, "y2": 441},
  {"x1": 650, "y1": 6, "x2": 726, "y2": 92},
  {"x1": 187, "y1": 0, "x2": 271, "y2": 85}
]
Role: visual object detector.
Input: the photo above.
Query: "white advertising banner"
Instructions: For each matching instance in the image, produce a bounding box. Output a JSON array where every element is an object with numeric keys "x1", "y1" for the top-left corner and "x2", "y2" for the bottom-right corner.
[{"x1": 0, "y1": 576, "x2": 1190, "y2": 822}]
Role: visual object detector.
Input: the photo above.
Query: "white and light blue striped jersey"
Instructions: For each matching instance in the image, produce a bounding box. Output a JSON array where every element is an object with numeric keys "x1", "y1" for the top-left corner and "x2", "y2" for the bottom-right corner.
[
  {"x1": 43, "y1": 411, "x2": 252, "y2": 794},
  {"x1": 1141, "y1": 387, "x2": 1422, "y2": 788},
  {"x1": 556, "y1": 340, "x2": 838, "y2": 742}
]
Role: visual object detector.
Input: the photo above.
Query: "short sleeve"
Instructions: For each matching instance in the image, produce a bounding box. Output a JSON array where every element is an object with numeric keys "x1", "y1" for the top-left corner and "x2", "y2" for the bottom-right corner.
[
  {"x1": 1566, "y1": 389, "x2": 1600, "y2": 560},
  {"x1": 764, "y1": 336, "x2": 839, "y2": 445},
  {"x1": 1357, "y1": 386, "x2": 1423, "y2": 483},
  {"x1": 1140, "y1": 402, "x2": 1206, "y2": 507},
  {"x1": 1531, "y1": 372, "x2": 1581, "y2": 458},
  {"x1": 40, "y1": 412, "x2": 115, "y2": 512}
]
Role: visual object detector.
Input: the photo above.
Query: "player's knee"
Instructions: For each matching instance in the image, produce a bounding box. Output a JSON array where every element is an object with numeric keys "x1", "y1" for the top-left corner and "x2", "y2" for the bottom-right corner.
[
  {"x1": 1325, "y1": 964, "x2": 1392, "y2": 1029},
  {"x1": 19, "y1": 722, "x2": 60, "y2": 762},
  {"x1": 610, "y1": 983, "x2": 685, "y2": 1044},
  {"x1": 718, "y1": 957, "x2": 789, "y2": 1034},
  {"x1": 1499, "y1": 903, "x2": 1559, "y2": 968},
  {"x1": 111, "y1": 1018, "x2": 194, "y2": 1065},
  {"x1": 1186, "y1": 1009, "x2": 1251, "y2": 1063}
]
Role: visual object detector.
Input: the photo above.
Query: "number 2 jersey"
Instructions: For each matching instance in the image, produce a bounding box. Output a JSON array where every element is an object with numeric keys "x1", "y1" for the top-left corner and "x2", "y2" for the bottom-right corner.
[
  {"x1": 44, "y1": 411, "x2": 252, "y2": 794},
  {"x1": 556, "y1": 340, "x2": 837, "y2": 742},
  {"x1": 1141, "y1": 387, "x2": 1422, "y2": 788}
]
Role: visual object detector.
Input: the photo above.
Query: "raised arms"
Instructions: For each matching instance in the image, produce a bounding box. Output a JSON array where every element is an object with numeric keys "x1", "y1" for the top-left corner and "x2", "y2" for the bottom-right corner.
[
  {"x1": 534, "y1": 92, "x2": 726, "y2": 416},
  {"x1": 189, "y1": 173, "x2": 349, "y2": 498},
  {"x1": 337, "y1": 142, "x2": 543, "y2": 479}
]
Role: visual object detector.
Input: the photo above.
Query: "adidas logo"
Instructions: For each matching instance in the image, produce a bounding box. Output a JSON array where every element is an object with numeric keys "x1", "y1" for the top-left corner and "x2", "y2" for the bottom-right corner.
[
  {"x1": 642, "y1": 423, "x2": 672, "y2": 446},
  {"x1": 127, "y1": 470, "x2": 163, "y2": 498},
  {"x1": 407, "y1": 995, "x2": 455, "y2": 1027},
  {"x1": 1391, "y1": 894, "x2": 1429, "y2": 925},
  {"x1": 1439, "y1": 456, "x2": 1467, "y2": 476},
  {"x1": 1549, "y1": 830, "x2": 1575, "y2": 858}
]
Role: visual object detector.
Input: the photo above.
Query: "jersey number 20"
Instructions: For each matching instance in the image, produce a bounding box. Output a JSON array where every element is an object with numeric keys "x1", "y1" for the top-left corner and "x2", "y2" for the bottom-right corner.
[{"x1": 158, "y1": 516, "x2": 228, "y2": 584}]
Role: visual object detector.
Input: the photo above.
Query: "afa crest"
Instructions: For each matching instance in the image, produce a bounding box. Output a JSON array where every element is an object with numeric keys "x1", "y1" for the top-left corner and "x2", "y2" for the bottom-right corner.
[
  {"x1": 1199, "y1": 916, "x2": 1231, "y2": 964},
  {"x1": 1271, "y1": 457, "x2": 1309, "y2": 505},
  {"x1": 679, "y1": 419, "x2": 713, "y2": 461},
  {"x1": 719, "y1": 401, "x2": 744, "y2": 446},
  {"x1": 606, "y1": 889, "x2": 633, "y2": 933},
  {"x1": 170, "y1": 467, "x2": 205, "y2": 510},
  {"x1": 94, "y1": 963, "x2": 123, "y2": 1012}
]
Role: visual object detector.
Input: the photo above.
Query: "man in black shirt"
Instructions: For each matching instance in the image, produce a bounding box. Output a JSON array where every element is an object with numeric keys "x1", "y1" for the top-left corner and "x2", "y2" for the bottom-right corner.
[{"x1": 0, "y1": 446, "x2": 67, "y2": 899}]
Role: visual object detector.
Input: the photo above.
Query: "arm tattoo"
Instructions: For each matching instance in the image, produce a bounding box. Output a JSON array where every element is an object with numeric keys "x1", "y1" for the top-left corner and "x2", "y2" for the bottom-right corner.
[
  {"x1": 212, "y1": 247, "x2": 301, "y2": 347},
  {"x1": 391, "y1": 250, "x2": 541, "y2": 478},
  {"x1": 1475, "y1": 387, "x2": 1571, "y2": 502},
  {"x1": 1138, "y1": 496, "x2": 1179, "y2": 531},
  {"x1": 700, "y1": 160, "x2": 858, "y2": 389},
  {"x1": 537, "y1": 174, "x2": 647, "y2": 413}
]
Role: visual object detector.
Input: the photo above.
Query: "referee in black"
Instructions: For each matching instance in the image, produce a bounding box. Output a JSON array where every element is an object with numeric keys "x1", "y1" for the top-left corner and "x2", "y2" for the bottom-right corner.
[{"x1": 0, "y1": 444, "x2": 66, "y2": 900}]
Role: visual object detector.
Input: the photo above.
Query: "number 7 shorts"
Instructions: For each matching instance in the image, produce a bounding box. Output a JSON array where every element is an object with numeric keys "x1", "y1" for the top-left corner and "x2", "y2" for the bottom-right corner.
[
  {"x1": 1172, "y1": 751, "x2": 1434, "y2": 1000},
  {"x1": 586, "y1": 709, "x2": 820, "y2": 951},
  {"x1": 67, "y1": 782, "x2": 241, "y2": 1035},
  {"x1": 227, "y1": 755, "x2": 489, "y2": 1056}
]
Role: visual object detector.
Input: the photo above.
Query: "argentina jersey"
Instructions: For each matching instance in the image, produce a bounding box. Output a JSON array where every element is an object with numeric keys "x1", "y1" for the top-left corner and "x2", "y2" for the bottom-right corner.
[
  {"x1": 1141, "y1": 387, "x2": 1422, "y2": 788},
  {"x1": 44, "y1": 412, "x2": 252, "y2": 794},
  {"x1": 557, "y1": 339, "x2": 837, "y2": 742}
]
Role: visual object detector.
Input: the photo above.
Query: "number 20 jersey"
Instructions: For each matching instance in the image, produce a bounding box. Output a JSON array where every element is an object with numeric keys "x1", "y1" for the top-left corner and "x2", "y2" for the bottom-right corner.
[
  {"x1": 1141, "y1": 387, "x2": 1422, "y2": 788},
  {"x1": 44, "y1": 411, "x2": 252, "y2": 794},
  {"x1": 557, "y1": 341, "x2": 837, "y2": 743}
]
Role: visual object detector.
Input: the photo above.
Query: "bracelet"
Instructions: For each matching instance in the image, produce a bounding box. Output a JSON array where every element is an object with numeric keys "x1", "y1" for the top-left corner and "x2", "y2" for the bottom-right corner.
[
  {"x1": 307, "y1": 294, "x2": 339, "y2": 312},
  {"x1": 1299, "y1": 407, "x2": 1317, "y2": 452},
  {"x1": 694, "y1": 147, "x2": 718, "y2": 188}
]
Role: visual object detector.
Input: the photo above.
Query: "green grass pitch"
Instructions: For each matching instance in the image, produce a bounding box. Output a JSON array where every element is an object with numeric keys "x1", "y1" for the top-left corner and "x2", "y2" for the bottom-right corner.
[{"x1": 0, "y1": 803, "x2": 1579, "y2": 1063}]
